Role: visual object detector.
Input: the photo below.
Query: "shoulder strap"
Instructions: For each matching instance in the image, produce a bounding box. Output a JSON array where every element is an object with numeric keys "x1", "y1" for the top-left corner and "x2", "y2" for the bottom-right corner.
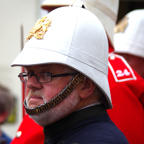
[{"x1": 108, "y1": 54, "x2": 136, "y2": 82}]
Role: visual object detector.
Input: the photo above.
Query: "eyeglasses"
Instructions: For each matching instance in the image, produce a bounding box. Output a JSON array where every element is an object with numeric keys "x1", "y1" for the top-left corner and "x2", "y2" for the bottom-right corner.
[{"x1": 18, "y1": 72, "x2": 78, "y2": 83}]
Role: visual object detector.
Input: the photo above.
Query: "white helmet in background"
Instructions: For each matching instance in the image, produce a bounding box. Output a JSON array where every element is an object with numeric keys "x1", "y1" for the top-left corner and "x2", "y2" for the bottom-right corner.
[
  {"x1": 41, "y1": 0, "x2": 77, "y2": 9},
  {"x1": 114, "y1": 9, "x2": 144, "y2": 58},
  {"x1": 41, "y1": 0, "x2": 119, "y2": 46},
  {"x1": 11, "y1": 6, "x2": 112, "y2": 109}
]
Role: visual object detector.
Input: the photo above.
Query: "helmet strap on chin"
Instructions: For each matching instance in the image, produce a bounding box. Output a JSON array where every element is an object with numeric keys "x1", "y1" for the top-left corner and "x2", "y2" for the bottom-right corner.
[{"x1": 24, "y1": 73, "x2": 84, "y2": 115}]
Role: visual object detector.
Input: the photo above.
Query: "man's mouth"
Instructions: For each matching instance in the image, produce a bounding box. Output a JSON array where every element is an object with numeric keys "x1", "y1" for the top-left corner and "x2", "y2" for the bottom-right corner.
[{"x1": 28, "y1": 96, "x2": 43, "y2": 108}]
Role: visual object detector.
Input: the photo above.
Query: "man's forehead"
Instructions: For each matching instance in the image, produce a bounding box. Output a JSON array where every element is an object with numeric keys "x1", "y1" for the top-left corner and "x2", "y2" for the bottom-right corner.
[
  {"x1": 24, "y1": 64, "x2": 73, "y2": 71},
  {"x1": 25, "y1": 64, "x2": 51, "y2": 69}
]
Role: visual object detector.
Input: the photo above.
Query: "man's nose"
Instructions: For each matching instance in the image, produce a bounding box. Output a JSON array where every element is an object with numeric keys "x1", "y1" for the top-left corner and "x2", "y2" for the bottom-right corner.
[{"x1": 26, "y1": 76, "x2": 42, "y2": 89}]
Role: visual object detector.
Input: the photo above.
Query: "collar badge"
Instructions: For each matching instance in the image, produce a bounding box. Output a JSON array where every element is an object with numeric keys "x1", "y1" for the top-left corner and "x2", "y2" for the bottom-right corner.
[
  {"x1": 114, "y1": 16, "x2": 129, "y2": 33},
  {"x1": 26, "y1": 15, "x2": 52, "y2": 41}
]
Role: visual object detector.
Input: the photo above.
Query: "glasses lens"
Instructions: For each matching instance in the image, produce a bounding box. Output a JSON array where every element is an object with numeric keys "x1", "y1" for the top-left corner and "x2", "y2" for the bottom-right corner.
[
  {"x1": 19, "y1": 73, "x2": 28, "y2": 83},
  {"x1": 37, "y1": 73, "x2": 51, "y2": 83}
]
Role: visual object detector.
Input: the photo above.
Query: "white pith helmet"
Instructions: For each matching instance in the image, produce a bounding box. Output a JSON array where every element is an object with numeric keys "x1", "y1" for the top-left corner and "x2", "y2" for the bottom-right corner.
[
  {"x1": 11, "y1": 7, "x2": 112, "y2": 109},
  {"x1": 41, "y1": 0, "x2": 119, "y2": 46},
  {"x1": 114, "y1": 9, "x2": 144, "y2": 58}
]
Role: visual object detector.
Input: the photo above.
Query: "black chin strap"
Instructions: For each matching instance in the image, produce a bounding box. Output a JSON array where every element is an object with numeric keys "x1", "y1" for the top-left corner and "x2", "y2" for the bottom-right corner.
[{"x1": 24, "y1": 73, "x2": 84, "y2": 115}]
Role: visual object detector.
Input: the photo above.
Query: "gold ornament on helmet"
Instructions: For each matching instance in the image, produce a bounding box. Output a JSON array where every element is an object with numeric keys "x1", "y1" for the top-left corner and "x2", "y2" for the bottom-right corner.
[
  {"x1": 114, "y1": 16, "x2": 129, "y2": 33},
  {"x1": 26, "y1": 15, "x2": 52, "y2": 41}
]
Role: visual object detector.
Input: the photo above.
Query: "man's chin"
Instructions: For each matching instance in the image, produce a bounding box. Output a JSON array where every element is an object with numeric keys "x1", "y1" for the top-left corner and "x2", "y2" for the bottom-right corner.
[
  {"x1": 28, "y1": 104, "x2": 42, "y2": 108},
  {"x1": 29, "y1": 112, "x2": 49, "y2": 127}
]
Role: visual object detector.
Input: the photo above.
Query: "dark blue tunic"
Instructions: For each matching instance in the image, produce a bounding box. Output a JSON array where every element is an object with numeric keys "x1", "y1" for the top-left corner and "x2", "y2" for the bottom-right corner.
[{"x1": 44, "y1": 105, "x2": 129, "y2": 144}]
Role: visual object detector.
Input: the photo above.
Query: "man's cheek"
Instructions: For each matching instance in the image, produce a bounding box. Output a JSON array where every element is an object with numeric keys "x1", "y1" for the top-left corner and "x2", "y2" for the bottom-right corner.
[{"x1": 25, "y1": 88, "x2": 30, "y2": 99}]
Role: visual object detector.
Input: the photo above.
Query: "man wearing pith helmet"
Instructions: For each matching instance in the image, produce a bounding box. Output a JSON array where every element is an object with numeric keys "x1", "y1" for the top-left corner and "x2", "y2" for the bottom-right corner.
[
  {"x1": 114, "y1": 9, "x2": 144, "y2": 79},
  {"x1": 39, "y1": 1, "x2": 144, "y2": 144},
  {"x1": 40, "y1": 2, "x2": 144, "y2": 144},
  {"x1": 11, "y1": 6, "x2": 128, "y2": 144}
]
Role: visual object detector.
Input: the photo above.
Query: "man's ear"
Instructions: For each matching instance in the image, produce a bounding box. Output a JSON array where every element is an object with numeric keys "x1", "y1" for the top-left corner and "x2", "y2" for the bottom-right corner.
[{"x1": 79, "y1": 78, "x2": 96, "y2": 99}]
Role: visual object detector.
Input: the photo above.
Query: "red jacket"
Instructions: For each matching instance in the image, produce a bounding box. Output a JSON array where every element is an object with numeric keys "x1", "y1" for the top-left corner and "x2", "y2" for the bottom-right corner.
[
  {"x1": 107, "y1": 53, "x2": 144, "y2": 144},
  {"x1": 11, "y1": 114, "x2": 44, "y2": 144},
  {"x1": 11, "y1": 53, "x2": 144, "y2": 144}
]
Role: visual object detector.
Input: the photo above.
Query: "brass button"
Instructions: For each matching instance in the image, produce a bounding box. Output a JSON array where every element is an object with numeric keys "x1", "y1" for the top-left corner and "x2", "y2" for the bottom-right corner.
[
  {"x1": 16, "y1": 131, "x2": 22, "y2": 138},
  {"x1": 110, "y1": 55, "x2": 115, "y2": 60}
]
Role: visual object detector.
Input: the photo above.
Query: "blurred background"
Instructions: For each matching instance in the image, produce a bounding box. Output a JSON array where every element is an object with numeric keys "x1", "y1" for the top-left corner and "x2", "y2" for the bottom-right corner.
[{"x1": 0, "y1": 0, "x2": 144, "y2": 139}]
